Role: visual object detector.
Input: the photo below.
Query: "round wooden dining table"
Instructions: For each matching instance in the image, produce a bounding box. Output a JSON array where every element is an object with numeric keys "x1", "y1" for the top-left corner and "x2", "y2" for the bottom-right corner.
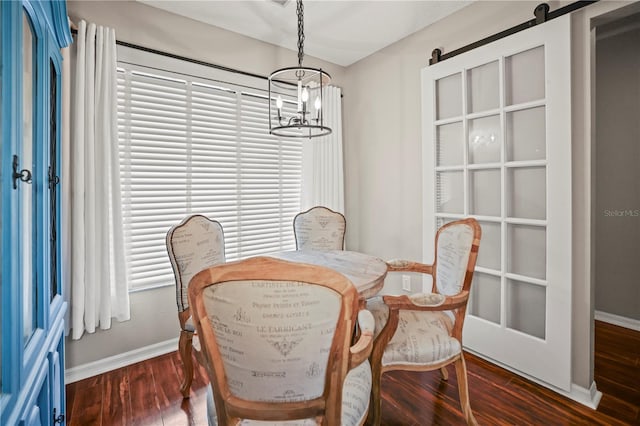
[{"x1": 268, "y1": 249, "x2": 388, "y2": 299}]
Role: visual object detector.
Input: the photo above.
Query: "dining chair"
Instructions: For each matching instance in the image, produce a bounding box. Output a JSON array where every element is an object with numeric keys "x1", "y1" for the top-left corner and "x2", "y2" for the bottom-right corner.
[
  {"x1": 366, "y1": 218, "x2": 481, "y2": 425},
  {"x1": 188, "y1": 256, "x2": 375, "y2": 426},
  {"x1": 293, "y1": 205, "x2": 346, "y2": 250},
  {"x1": 166, "y1": 214, "x2": 226, "y2": 398}
]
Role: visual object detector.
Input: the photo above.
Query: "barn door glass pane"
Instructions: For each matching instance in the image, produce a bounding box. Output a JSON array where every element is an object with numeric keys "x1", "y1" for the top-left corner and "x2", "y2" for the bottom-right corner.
[
  {"x1": 476, "y1": 221, "x2": 501, "y2": 270},
  {"x1": 507, "y1": 224, "x2": 546, "y2": 280},
  {"x1": 507, "y1": 278, "x2": 546, "y2": 339},
  {"x1": 468, "y1": 115, "x2": 501, "y2": 164},
  {"x1": 470, "y1": 273, "x2": 501, "y2": 324},
  {"x1": 506, "y1": 106, "x2": 546, "y2": 161},
  {"x1": 505, "y1": 46, "x2": 545, "y2": 105},
  {"x1": 470, "y1": 169, "x2": 500, "y2": 216},
  {"x1": 436, "y1": 171, "x2": 464, "y2": 214},
  {"x1": 436, "y1": 122, "x2": 463, "y2": 166},
  {"x1": 467, "y1": 60, "x2": 499, "y2": 113},
  {"x1": 507, "y1": 167, "x2": 546, "y2": 220},
  {"x1": 436, "y1": 73, "x2": 461, "y2": 119}
]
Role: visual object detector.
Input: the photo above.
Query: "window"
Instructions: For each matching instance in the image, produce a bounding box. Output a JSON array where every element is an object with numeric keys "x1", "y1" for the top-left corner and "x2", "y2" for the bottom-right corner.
[{"x1": 116, "y1": 53, "x2": 303, "y2": 291}]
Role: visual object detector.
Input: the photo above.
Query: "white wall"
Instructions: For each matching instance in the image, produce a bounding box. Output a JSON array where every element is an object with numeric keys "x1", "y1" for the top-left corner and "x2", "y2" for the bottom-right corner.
[
  {"x1": 64, "y1": 0, "x2": 346, "y2": 369},
  {"x1": 594, "y1": 16, "x2": 640, "y2": 320}
]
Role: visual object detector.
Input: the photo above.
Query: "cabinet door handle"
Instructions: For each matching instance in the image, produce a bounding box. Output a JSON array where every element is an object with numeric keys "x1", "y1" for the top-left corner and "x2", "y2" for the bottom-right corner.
[
  {"x1": 53, "y1": 408, "x2": 65, "y2": 424},
  {"x1": 48, "y1": 166, "x2": 60, "y2": 189},
  {"x1": 12, "y1": 155, "x2": 32, "y2": 190}
]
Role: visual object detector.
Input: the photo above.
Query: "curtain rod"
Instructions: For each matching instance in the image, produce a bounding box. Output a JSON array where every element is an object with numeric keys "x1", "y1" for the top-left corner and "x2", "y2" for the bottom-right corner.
[
  {"x1": 70, "y1": 27, "x2": 344, "y2": 97},
  {"x1": 429, "y1": 1, "x2": 599, "y2": 65},
  {"x1": 70, "y1": 28, "x2": 269, "y2": 82}
]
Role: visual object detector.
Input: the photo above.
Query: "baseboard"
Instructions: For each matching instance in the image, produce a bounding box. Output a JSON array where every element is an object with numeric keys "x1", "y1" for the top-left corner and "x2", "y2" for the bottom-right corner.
[
  {"x1": 64, "y1": 337, "x2": 179, "y2": 383},
  {"x1": 595, "y1": 310, "x2": 640, "y2": 331},
  {"x1": 464, "y1": 349, "x2": 602, "y2": 409},
  {"x1": 569, "y1": 381, "x2": 603, "y2": 410}
]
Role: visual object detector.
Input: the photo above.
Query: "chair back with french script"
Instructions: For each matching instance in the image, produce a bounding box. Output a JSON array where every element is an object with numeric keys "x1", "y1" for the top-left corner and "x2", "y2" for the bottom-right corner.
[
  {"x1": 293, "y1": 206, "x2": 346, "y2": 250},
  {"x1": 434, "y1": 220, "x2": 478, "y2": 297},
  {"x1": 166, "y1": 214, "x2": 226, "y2": 313},
  {"x1": 166, "y1": 214, "x2": 226, "y2": 397},
  {"x1": 189, "y1": 256, "x2": 373, "y2": 426}
]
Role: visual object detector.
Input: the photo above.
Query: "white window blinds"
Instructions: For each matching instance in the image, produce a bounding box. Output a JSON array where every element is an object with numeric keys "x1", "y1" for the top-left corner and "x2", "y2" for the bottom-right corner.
[{"x1": 117, "y1": 62, "x2": 302, "y2": 291}]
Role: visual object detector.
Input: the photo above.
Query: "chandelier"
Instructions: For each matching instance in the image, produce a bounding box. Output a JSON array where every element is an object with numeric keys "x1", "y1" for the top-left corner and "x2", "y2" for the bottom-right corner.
[{"x1": 268, "y1": 0, "x2": 332, "y2": 138}]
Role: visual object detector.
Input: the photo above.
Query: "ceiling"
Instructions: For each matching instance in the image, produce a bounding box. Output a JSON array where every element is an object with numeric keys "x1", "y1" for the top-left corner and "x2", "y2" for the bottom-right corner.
[{"x1": 138, "y1": 0, "x2": 473, "y2": 67}]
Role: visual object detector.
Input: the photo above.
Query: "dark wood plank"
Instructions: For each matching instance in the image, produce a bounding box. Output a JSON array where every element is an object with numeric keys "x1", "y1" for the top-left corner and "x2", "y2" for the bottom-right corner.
[
  {"x1": 67, "y1": 375, "x2": 103, "y2": 426},
  {"x1": 594, "y1": 320, "x2": 640, "y2": 425},
  {"x1": 380, "y1": 371, "x2": 451, "y2": 426},
  {"x1": 65, "y1": 320, "x2": 640, "y2": 425},
  {"x1": 102, "y1": 366, "x2": 132, "y2": 425},
  {"x1": 596, "y1": 387, "x2": 640, "y2": 425},
  {"x1": 150, "y1": 352, "x2": 199, "y2": 426},
  {"x1": 127, "y1": 360, "x2": 163, "y2": 425},
  {"x1": 65, "y1": 377, "x2": 77, "y2": 422}
]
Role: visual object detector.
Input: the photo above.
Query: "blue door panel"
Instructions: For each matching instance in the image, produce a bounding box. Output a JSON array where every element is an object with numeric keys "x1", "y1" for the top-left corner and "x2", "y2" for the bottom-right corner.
[{"x1": 1, "y1": 1, "x2": 71, "y2": 425}]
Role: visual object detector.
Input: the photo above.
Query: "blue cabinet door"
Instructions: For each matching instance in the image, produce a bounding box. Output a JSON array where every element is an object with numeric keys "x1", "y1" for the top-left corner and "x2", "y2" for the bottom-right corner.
[{"x1": 1, "y1": 1, "x2": 71, "y2": 425}]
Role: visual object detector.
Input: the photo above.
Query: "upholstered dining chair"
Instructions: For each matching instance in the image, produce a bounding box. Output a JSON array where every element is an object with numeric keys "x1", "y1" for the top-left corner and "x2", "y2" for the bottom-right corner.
[
  {"x1": 166, "y1": 214, "x2": 226, "y2": 397},
  {"x1": 188, "y1": 256, "x2": 375, "y2": 426},
  {"x1": 366, "y1": 218, "x2": 482, "y2": 425},
  {"x1": 293, "y1": 206, "x2": 346, "y2": 250}
]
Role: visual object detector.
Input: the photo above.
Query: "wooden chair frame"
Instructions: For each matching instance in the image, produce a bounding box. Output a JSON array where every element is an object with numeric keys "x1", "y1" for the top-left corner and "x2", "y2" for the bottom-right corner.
[
  {"x1": 368, "y1": 218, "x2": 481, "y2": 426},
  {"x1": 293, "y1": 205, "x2": 347, "y2": 250},
  {"x1": 166, "y1": 214, "x2": 225, "y2": 397},
  {"x1": 188, "y1": 256, "x2": 374, "y2": 425}
]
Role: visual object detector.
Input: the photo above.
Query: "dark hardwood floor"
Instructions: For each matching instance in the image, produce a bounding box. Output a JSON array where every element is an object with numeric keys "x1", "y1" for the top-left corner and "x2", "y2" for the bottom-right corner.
[
  {"x1": 593, "y1": 321, "x2": 640, "y2": 424},
  {"x1": 66, "y1": 320, "x2": 640, "y2": 425}
]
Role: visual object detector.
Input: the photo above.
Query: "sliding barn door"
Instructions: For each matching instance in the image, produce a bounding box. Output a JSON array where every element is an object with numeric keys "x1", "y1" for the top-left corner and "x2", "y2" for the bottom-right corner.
[{"x1": 422, "y1": 16, "x2": 572, "y2": 390}]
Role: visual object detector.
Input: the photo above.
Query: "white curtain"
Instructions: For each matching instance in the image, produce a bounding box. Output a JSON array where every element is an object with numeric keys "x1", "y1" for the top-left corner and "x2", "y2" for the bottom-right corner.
[
  {"x1": 301, "y1": 85, "x2": 345, "y2": 213},
  {"x1": 64, "y1": 20, "x2": 129, "y2": 340}
]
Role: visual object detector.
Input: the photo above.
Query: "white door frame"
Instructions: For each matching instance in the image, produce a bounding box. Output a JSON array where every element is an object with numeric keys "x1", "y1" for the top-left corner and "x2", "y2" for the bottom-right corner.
[{"x1": 568, "y1": 0, "x2": 640, "y2": 409}]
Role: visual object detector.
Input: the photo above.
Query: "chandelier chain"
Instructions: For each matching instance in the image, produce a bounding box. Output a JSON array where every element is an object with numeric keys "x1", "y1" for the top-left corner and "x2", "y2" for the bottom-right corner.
[{"x1": 296, "y1": 0, "x2": 305, "y2": 67}]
